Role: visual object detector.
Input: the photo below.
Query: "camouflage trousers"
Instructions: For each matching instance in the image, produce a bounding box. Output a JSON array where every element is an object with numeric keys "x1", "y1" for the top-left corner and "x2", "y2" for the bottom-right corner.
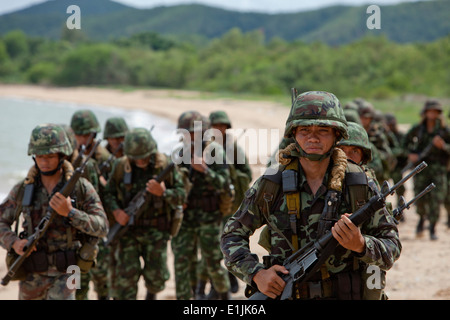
[
  {"x1": 413, "y1": 164, "x2": 447, "y2": 224},
  {"x1": 171, "y1": 212, "x2": 230, "y2": 300},
  {"x1": 76, "y1": 243, "x2": 111, "y2": 300},
  {"x1": 112, "y1": 226, "x2": 170, "y2": 300},
  {"x1": 19, "y1": 270, "x2": 75, "y2": 300}
]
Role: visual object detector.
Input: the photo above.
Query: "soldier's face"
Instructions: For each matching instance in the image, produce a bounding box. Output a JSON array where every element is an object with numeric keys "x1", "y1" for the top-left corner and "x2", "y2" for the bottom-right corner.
[
  {"x1": 295, "y1": 126, "x2": 336, "y2": 155},
  {"x1": 134, "y1": 157, "x2": 150, "y2": 169},
  {"x1": 107, "y1": 137, "x2": 124, "y2": 151},
  {"x1": 75, "y1": 133, "x2": 92, "y2": 149},
  {"x1": 35, "y1": 153, "x2": 60, "y2": 172},
  {"x1": 338, "y1": 145, "x2": 364, "y2": 164},
  {"x1": 212, "y1": 124, "x2": 228, "y2": 136},
  {"x1": 425, "y1": 109, "x2": 441, "y2": 121}
]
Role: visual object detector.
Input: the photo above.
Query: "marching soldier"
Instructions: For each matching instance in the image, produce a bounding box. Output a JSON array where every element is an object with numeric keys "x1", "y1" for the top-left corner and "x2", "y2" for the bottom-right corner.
[
  {"x1": 403, "y1": 99, "x2": 450, "y2": 240},
  {"x1": 221, "y1": 91, "x2": 401, "y2": 300},
  {"x1": 102, "y1": 128, "x2": 186, "y2": 299},
  {"x1": 0, "y1": 124, "x2": 108, "y2": 300}
]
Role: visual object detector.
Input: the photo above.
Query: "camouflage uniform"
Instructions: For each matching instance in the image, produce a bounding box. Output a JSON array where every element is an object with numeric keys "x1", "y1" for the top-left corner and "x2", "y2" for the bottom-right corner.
[
  {"x1": 403, "y1": 100, "x2": 450, "y2": 239},
  {"x1": 384, "y1": 113, "x2": 408, "y2": 205},
  {"x1": 356, "y1": 99, "x2": 396, "y2": 184},
  {"x1": 221, "y1": 91, "x2": 401, "y2": 300},
  {"x1": 99, "y1": 117, "x2": 128, "y2": 298},
  {"x1": 171, "y1": 111, "x2": 231, "y2": 300},
  {"x1": 0, "y1": 124, "x2": 108, "y2": 300},
  {"x1": 195, "y1": 110, "x2": 252, "y2": 297},
  {"x1": 70, "y1": 109, "x2": 111, "y2": 299},
  {"x1": 102, "y1": 128, "x2": 186, "y2": 299}
]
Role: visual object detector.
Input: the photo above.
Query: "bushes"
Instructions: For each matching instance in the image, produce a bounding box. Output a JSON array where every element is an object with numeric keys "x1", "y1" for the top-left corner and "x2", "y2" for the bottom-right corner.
[{"x1": 0, "y1": 29, "x2": 448, "y2": 98}]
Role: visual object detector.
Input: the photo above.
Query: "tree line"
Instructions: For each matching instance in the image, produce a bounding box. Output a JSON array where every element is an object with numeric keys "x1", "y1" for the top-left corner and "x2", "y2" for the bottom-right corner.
[{"x1": 0, "y1": 28, "x2": 448, "y2": 100}]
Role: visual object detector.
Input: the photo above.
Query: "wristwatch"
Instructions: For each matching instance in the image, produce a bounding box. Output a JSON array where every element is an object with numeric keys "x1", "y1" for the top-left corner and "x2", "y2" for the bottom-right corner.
[{"x1": 68, "y1": 208, "x2": 76, "y2": 219}]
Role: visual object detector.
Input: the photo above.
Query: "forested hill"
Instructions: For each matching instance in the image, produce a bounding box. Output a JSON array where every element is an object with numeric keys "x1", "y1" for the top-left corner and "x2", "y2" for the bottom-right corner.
[{"x1": 0, "y1": 0, "x2": 448, "y2": 45}]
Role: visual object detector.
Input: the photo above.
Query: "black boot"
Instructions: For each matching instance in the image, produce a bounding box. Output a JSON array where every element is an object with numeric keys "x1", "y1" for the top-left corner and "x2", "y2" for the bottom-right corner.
[
  {"x1": 228, "y1": 272, "x2": 239, "y2": 294},
  {"x1": 145, "y1": 292, "x2": 156, "y2": 300},
  {"x1": 416, "y1": 217, "x2": 425, "y2": 238},
  {"x1": 206, "y1": 283, "x2": 219, "y2": 300},
  {"x1": 195, "y1": 280, "x2": 207, "y2": 300},
  {"x1": 429, "y1": 223, "x2": 438, "y2": 241}
]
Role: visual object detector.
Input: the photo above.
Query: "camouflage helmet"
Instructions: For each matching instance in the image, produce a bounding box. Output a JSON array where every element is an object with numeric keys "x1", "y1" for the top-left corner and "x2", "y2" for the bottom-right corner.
[
  {"x1": 28, "y1": 123, "x2": 73, "y2": 156},
  {"x1": 284, "y1": 91, "x2": 348, "y2": 140},
  {"x1": 70, "y1": 109, "x2": 101, "y2": 135},
  {"x1": 59, "y1": 123, "x2": 77, "y2": 151},
  {"x1": 104, "y1": 117, "x2": 129, "y2": 139},
  {"x1": 344, "y1": 108, "x2": 362, "y2": 125},
  {"x1": 124, "y1": 128, "x2": 157, "y2": 160},
  {"x1": 209, "y1": 111, "x2": 232, "y2": 128},
  {"x1": 422, "y1": 99, "x2": 442, "y2": 114},
  {"x1": 177, "y1": 111, "x2": 209, "y2": 132},
  {"x1": 354, "y1": 98, "x2": 375, "y2": 118},
  {"x1": 338, "y1": 122, "x2": 372, "y2": 164}
]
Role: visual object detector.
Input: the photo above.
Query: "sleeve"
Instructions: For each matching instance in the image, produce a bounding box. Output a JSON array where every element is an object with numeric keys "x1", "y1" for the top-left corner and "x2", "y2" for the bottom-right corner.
[
  {"x1": 357, "y1": 203, "x2": 402, "y2": 271},
  {"x1": 0, "y1": 183, "x2": 23, "y2": 251},
  {"x1": 69, "y1": 178, "x2": 109, "y2": 238},
  {"x1": 220, "y1": 178, "x2": 266, "y2": 285},
  {"x1": 101, "y1": 158, "x2": 122, "y2": 213},
  {"x1": 162, "y1": 163, "x2": 187, "y2": 209}
]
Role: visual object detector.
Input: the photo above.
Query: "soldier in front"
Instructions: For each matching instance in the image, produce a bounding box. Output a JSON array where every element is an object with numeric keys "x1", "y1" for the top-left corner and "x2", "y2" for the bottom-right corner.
[{"x1": 221, "y1": 91, "x2": 401, "y2": 300}]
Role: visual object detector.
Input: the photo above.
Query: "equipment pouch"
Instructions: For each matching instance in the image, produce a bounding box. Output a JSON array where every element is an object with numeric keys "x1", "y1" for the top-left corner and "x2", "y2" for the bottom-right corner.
[
  {"x1": 23, "y1": 250, "x2": 48, "y2": 273},
  {"x1": 77, "y1": 238, "x2": 99, "y2": 273}
]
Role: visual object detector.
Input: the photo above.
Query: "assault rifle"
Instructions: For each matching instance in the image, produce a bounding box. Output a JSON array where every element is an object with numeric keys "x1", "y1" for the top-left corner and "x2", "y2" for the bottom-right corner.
[
  {"x1": 98, "y1": 142, "x2": 123, "y2": 176},
  {"x1": 249, "y1": 161, "x2": 428, "y2": 300},
  {"x1": 104, "y1": 161, "x2": 175, "y2": 246},
  {"x1": 401, "y1": 142, "x2": 433, "y2": 174},
  {"x1": 72, "y1": 132, "x2": 95, "y2": 169},
  {"x1": 392, "y1": 183, "x2": 435, "y2": 223},
  {"x1": 1, "y1": 140, "x2": 101, "y2": 286}
]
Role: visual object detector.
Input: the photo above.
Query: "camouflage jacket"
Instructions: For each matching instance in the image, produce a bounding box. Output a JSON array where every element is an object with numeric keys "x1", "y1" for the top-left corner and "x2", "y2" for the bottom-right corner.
[
  {"x1": 102, "y1": 154, "x2": 186, "y2": 225},
  {"x1": 0, "y1": 172, "x2": 108, "y2": 254},
  {"x1": 221, "y1": 159, "x2": 401, "y2": 286},
  {"x1": 181, "y1": 141, "x2": 230, "y2": 224},
  {"x1": 403, "y1": 121, "x2": 450, "y2": 167}
]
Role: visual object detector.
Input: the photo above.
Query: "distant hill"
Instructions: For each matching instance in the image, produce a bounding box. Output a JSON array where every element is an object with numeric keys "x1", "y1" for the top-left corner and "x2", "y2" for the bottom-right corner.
[{"x1": 0, "y1": 0, "x2": 448, "y2": 44}]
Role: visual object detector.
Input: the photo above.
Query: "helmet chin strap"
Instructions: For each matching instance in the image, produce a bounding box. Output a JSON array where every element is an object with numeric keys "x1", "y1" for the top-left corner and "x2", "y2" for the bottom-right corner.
[{"x1": 294, "y1": 140, "x2": 335, "y2": 161}]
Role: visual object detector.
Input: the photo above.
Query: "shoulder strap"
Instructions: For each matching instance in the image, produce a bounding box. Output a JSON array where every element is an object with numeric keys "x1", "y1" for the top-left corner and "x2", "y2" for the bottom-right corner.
[
  {"x1": 284, "y1": 159, "x2": 301, "y2": 250},
  {"x1": 344, "y1": 162, "x2": 369, "y2": 212}
]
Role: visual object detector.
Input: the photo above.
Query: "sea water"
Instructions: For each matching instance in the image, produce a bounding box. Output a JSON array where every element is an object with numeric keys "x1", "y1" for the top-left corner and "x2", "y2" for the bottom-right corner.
[{"x1": 0, "y1": 96, "x2": 179, "y2": 201}]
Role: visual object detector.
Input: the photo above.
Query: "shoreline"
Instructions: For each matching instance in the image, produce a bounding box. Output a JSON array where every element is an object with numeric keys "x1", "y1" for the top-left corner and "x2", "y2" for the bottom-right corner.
[{"x1": 0, "y1": 84, "x2": 449, "y2": 300}]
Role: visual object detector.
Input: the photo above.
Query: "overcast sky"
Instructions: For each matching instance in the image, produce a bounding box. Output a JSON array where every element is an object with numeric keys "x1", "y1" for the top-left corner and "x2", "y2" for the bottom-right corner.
[{"x1": 0, "y1": 0, "x2": 424, "y2": 15}]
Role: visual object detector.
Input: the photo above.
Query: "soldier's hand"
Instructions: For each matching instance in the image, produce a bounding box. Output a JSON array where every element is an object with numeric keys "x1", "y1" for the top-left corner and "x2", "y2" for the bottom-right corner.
[
  {"x1": 146, "y1": 179, "x2": 166, "y2": 197},
  {"x1": 49, "y1": 192, "x2": 72, "y2": 217},
  {"x1": 332, "y1": 214, "x2": 366, "y2": 253},
  {"x1": 432, "y1": 135, "x2": 445, "y2": 150},
  {"x1": 113, "y1": 209, "x2": 129, "y2": 226},
  {"x1": 253, "y1": 265, "x2": 289, "y2": 299},
  {"x1": 12, "y1": 239, "x2": 36, "y2": 256}
]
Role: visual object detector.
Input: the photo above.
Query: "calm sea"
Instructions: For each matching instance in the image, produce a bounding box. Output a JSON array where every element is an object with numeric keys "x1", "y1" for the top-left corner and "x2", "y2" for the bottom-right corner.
[{"x1": 0, "y1": 97, "x2": 179, "y2": 200}]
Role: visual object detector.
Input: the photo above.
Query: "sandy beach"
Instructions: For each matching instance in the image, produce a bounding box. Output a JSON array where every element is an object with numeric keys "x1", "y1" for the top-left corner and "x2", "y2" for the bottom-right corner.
[{"x1": 0, "y1": 84, "x2": 449, "y2": 300}]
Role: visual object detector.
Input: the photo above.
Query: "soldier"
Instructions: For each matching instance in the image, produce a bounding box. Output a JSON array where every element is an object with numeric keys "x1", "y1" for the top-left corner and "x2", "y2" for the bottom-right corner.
[
  {"x1": 403, "y1": 99, "x2": 450, "y2": 240},
  {"x1": 357, "y1": 99, "x2": 397, "y2": 184},
  {"x1": 171, "y1": 111, "x2": 231, "y2": 300},
  {"x1": 70, "y1": 109, "x2": 111, "y2": 169},
  {"x1": 384, "y1": 113, "x2": 408, "y2": 210},
  {"x1": 99, "y1": 117, "x2": 129, "y2": 186},
  {"x1": 70, "y1": 109, "x2": 111, "y2": 299},
  {"x1": 337, "y1": 122, "x2": 378, "y2": 186},
  {"x1": 0, "y1": 124, "x2": 108, "y2": 300},
  {"x1": 102, "y1": 128, "x2": 186, "y2": 299},
  {"x1": 221, "y1": 91, "x2": 401, "y2": 300}
]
